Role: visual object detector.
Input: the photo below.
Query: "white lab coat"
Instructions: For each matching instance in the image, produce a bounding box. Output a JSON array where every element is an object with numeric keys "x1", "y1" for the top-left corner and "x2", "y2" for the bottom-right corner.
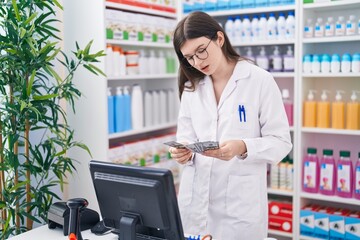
[{"x1": 176, "y1": 60, "x2": 292, "y2": 240}]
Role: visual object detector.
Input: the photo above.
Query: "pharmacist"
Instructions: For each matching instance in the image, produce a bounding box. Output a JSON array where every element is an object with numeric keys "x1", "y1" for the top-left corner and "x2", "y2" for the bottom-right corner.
[{"x1": 169, "y1": 11, "x2": 292, "y2": 240}]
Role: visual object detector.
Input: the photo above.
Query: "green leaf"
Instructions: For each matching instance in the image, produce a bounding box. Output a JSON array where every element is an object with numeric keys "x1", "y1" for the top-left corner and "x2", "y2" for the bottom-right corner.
[
  {"x1": 12, "y1": 0, "x2": 20, "y2": 21},
  {"x1": 27, "y1": 70, "x2": 36, "y2": 97},
  {"x1": 87, "y1": 63, "x2": 106, "y2": 76},
  {"x1": 24, "y1": 12, "x2": 38, "y2": 25},
  {"x1": 33, "y1": 94, "x2": 58, "y2": 101},
  {"x1": 20, "y1": 27, "x2": 26, "y2": 38},
  {"x1": 45, "y1": 66, "x2": 62, "y2": 84}
]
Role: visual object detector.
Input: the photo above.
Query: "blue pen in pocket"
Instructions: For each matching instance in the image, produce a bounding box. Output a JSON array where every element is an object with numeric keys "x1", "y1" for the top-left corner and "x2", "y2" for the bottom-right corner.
[{"x1": 238, "y1": 105, "x2": 246, "y2": 122}]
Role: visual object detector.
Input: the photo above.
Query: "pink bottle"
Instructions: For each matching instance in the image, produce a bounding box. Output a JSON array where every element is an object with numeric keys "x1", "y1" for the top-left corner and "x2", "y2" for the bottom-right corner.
[
  {"x1": 319, "y1": 149, "x2": 336, "y2": 195},
  {"x1": 302, "y1": 147, "x2": 319, "y2": 193},
  {"x1": 282, "y1": 89, "x2": 293, "y2": 126},
  {"x1": 336, "y1": 150, "x2": 353, "y2": 198},
  {"x1": 354, "y1": 152, "x2": 360, "y2": 200}
]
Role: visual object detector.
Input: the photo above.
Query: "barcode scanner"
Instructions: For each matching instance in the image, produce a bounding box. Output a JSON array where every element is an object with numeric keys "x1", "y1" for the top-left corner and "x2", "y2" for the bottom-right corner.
[{"x1": 67, "y1": 198, "x2": 89, "y2": 240}]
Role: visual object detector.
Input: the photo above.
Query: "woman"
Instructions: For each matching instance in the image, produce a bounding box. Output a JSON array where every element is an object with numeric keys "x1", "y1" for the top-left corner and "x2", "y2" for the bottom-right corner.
[{"x1": 169, "y1": 11, "x2": 292, "y2": 240}]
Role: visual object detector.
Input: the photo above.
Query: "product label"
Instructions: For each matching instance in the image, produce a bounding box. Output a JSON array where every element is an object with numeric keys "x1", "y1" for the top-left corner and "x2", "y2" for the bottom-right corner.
[
  {"x1": 304, "y1": 161, "x2": 317, "y2": 189},
  {"x1": 337, "y1": 164, "x2": 351, "y2": 193},
  {"x1": 325, "y1": 24, "x2": 334, "y2": 36},
  {"x1": 320, "y1": 163, "x2": 334, "y2": 191},
  {"x1": 356, "y1": 167, "x2": 360, "y2": 194},
  {"x1": 335, "y1": 23, "x2": 345, "y2": 35}
]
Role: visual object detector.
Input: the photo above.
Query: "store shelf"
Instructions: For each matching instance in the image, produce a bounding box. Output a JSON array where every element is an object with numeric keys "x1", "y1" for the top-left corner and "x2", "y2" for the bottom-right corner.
[
  {"x1": 268, "y1": 229, "x2": 293, "y2": 238},
  {"x1": 106, "y1": 39, "x2": 173, "y2": 48},
  {"x1": 302, "y1": 73, "x2": 360, "y2": 78},
  {"x1": 300, "y1": 235, "x2": 325, "y2": 240},
  {"x1": 303, "y1": 0, "x2": 360, "y2": 11},
  {"x1": 232, "y1": 39, "x2": 295, "y2": 47},
  {"x1": 109, "y1": 122, "x2": 177, "y2": 140},
  {"x1": 105, "y1": 1, "x2": 177, "y2": 18},
  {"x1": 268, "y1": 188, "x2": 294, "y2": 197},
  {"x1": 108, "y1": 74, "x2": 178, "y2": 81},
  {"x1": 206, "y1": 5, "x2": 296, "y2": 17},
  {"x1": 272, "y1": 72, "x2": 295, "y2": 78},
  {"x1": 301, "y1": 127, "x2": 360, "y2": 136},
  {"x1": 300, "y1": 192, "x2": 360, "y2": 206},
  {"x1": 302, "y1": 35, "x2": 360, "y2": 44}
]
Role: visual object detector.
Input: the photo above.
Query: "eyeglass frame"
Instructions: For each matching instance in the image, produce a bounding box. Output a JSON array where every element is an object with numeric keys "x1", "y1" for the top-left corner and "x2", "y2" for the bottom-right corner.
[{"x1": 182, "y1": 34, "x2": 216, "y2": 68}]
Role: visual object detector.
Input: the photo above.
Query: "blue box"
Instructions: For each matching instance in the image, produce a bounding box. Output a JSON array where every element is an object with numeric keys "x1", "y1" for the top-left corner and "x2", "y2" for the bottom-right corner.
[
  {"x1": 300, "y1": 205, "x2": 319, "y2": 237},
  {"x1": 217, "y1": 0, "x2": 229, "y2": 9},
  {"x1": 314, "y1": 207, "x2": 334, "y2": 239},
  {"x1": 204, "y1": 0, "x2": 217, "y2": 11},
  {"x1": 345, "y1": 212, "x2": 360, "y2": 240},
  {"x1": 329, "y1": 210, "x2": 348, "y2": 240}
]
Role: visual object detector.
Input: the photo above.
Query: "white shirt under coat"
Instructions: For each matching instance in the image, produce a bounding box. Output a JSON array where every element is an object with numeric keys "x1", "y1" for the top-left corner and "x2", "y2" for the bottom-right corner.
[{"x1": 176, "y1": 60, "x2": 292, "y2": 240}]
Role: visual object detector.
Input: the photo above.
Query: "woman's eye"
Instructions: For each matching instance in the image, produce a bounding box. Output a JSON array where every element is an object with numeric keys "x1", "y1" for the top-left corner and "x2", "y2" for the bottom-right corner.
[{"x1": 197, "y1": 48, "x2": 206, "y2": 54}]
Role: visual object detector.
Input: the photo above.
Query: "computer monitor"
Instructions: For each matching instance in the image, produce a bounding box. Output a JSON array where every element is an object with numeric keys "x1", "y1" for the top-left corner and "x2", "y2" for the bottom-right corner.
[{"x1": 89, "y1": 160, "x2": 185, "y2": 240}]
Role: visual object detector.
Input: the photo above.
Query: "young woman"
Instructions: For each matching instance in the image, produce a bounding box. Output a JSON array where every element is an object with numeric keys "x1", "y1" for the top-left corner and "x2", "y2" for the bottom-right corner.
[{"x1": 169, "y1": 11, "x2": 292, "y2": 240}]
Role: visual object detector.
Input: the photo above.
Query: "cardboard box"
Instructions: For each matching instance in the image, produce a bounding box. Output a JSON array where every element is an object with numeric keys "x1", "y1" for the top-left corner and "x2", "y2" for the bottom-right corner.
[
  {"x1": 269, "y1": 216, "x2": 292, "y2": 233},
  {"x1": 300, "y1": 204, "x2": 320, "y2": 237},
  {"x1": 329, "y1": 208, "x2": 350, "y2": 239},
  {"x1": 314, "y1": 206, "x2": 335, "y2": 239},
  {"x1": 269, "y1": 200, "x2": 293, "y2": 218},
  {"x1": 345, "y1": 211, "x2": 360, "y2": 240}
]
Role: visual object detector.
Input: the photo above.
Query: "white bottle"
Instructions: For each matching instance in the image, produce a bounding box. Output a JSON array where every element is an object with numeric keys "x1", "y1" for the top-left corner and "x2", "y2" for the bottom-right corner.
[
  {"x1": 158, "y1": 50, "x2": 166, "y2": 74},
  {"x1": 244, "y1": 47, "x2": 255, "y2": 62},
  {"x1": 285, "y1": 11, "x2": 295, "y2": 39},
  {"x1": 283, "y1": 46, "x2": 294, "y2": 72},
  {"x1": 138, "y1": 49, "x2": 148, "y2": 75},
  {"x1": 255, "y1": 46, "x2": 269, "y2": 71},
  {"x1": 311, "y1": 54, "x2": 321, "y2": 74},
  {"x1": 258, "y1": 13, "x2": 268, "y2": 41},
  {"x1": 314, "y1": 17, "x2": 324, "y2": 38},
  {"x1": 148, "y1": 50, "x2": 157, "y2": 75},
  {"x1": 341, "y1": 53, "x2": 352, "y2": 73},
  {"x1": 304, "y1": 18, "x2": 314, "y2": 38},
  {"x1": 331, "y1": 54, "x2": 341, "y2": 73},
  {"x1": 321, "y1": 54, "x2": 331, "y2": 74},
  {"x1": 352, "y1": 53, "x2": 360, "y2": 73},
  {"x1": 131, "y1": 84, "x2": 144, "y2": 130},
  {"x1": 303, "y1": 54, "x2": 312, "y2": 73},
  {"x1": 325, "y1": 17, "x2": 335, "y2": 37},
  {"x1": 225, "y1": 17, "x2": 234, "y2": 43},
  {"x1": 152, "y1": 90, "x2": 160, "y2": 125},
  {"x1": 251, "y1": 15, "x2": 259, "y2": 42},
  {"x1": 144, "y1": 91, "x2": 153, "y2": 127},
  {"x1": 113, "y1": 47, "x2": 121, "y2": 77},
  {"x1": 233, "y1": 16, "x2": 242, "y2": 43},
  {"x1": 119, "y1": 49, "x2": 126, "y2": 76},
  {"x1": 277, "y1": 12, "x2": 286, "y2": 40},
  {"x1": 335, "y1": 16, "x2": 345, "y2": 36},
  {"x1": 270, "y1": 46, "x2": 282, "y2": 72},
  {"x1": 167, "y1": 89, "x2": 176, "y2": 122},
  {"x1": 267, "y1": 13, "x2": 277, "y2": 40},
  {"x1": 159, "y1": 90, "x2": 167, "y2": 124},
  {"x1": 242, "y1": 15, "x2": 252, "y2": 42},
  {"x1": 346, "y1": 15, "x2": 356, "y2": 36},
  {"x1": 105, "y1": 44, "x2": 114, "y2": 77}
]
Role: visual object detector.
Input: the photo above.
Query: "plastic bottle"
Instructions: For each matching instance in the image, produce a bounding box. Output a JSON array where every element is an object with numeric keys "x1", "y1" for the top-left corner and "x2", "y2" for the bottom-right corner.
[
  {"x1": 283, "y1": 46, "x2": 294, "y2": 72},
  {"x1": 277, "y1": 12, "x2": 286, "y2": 40},
  {"x1": 304, "y1": 18, "x2": 314, "y2": 38},
  {"x1": 139, "y1": 49, "x2": 148, "y2": 75},
  {"x1": 123, "y1": 86, "x2": 132, "y2": 131},
  {"x1": 346, "y1": 91, "x2": 360, "y2": 130},
  {"x1": 148, "y1": 50, "x2": 157, "y2": 75},
  {"x1": 311, "y1": 54, "x2": 321, "y2": 74},
  {"x1": 244, "y1": 47, "x2": 255, "y2": 62},
  {"x1": 242, "y1": 16, "x2": 252, "y2": 42},
  {"x1": 352, "y1": 53, "x2": 360, "y2": 73},
  {"x1": 303, "y1": 54, "x2": 312, "y2": 73},
  {"x1": 303, "y1": 147, "x2": 319, "y2": 193},
  {"x1": 112, "y1": 46, "x2": 121, "y2": 77},
  {"x1": 233, "y1": 16, "x2": 242, "y2": 43},
  {"x1": 144, "y1": 91, "x2": 153, "y2": 127},
  {"x1": 346, "y1": 15, "x2": 356, "y2": 36},
  {"x1": 282, "y1": 89, "x2": 293, "y2": 126},
  {"x1": 158, "y1": 50, "x2": 166, "y2": 74},
  {"x1": 119, "y1": 48, "x2": 126, "y2": 76},
  {"x1": 303, "y1": 90, "x2": 317, "y2": 127},
  {"x1": 341, "y1": 53, "x2": 352, "y2": 73},
  {"x1": 286, "y1": 157, "x2": 294, "y2": 191},
  {"x1": 270, "y1": 161, "x2": 279, "y2": 189},
  {"x1": 335, "y1": 16, "x2": 345, "y2": 36},
  {"x1": 255, "y1": 46, "x2": 269, "y2": 71},
  {"x1": 159, "y1": 90, "x2": 167, "y2": 124},
  {"x1": 107, "y1": 88, "x2": 115, "y2": 134},
  {"x1": 225, "y1": 17, "x2": 234, "y2": 42},
  {"x1": 167, "y1": 89, "x2": 176, "y2": 122},
  {"x1": 314, "y1": 17, "x2": 324, "y2": 38},
  {"x1": 251, "y1": 15, "x2": 259, "y2": 42},
  {"x1": 285, "y1": 11, "x2": 295, "y2": 39},
  {"x1": 354, "y1": 152, "x2": 360, "y2": 199},
  {"x1": 331, "y1": 90, "x2": 345, "y2": 129},
  {"x1": 319, "y1": 149, "x2": 336, "y2": 196},
  {"x1": 336, "y1": 150, "x2": 353, "y2": 198},
  {"x1": 131, "y1": 84, "x2": 143, "y2": 130},
  {"x1": 279, "y1": 157, "x2": 287, "y2": 190},
  {"x1": 270, "y1": 46, "x2": 282, "y2": 72},
  {"x1": 321, "y1": 54, "x2": 331, "y2": 74},
  {"x1": 317, "y1": 90, "x2": 330, "y2": 128},
  {"x1": 258, "y1": 13, "x2": 268, "y2": 41},
  {"x1": 105, "y1": 44, "x2": 114, "y2": 77},
  {"x1": 331, "y1": 54, "x2": 341, "y2": 73},
  {"x1": 114, "y1": 86, "x2": 125, "y2": 132},
  {"x1": 325, "y1": 17, "x2": 335, "y2": 37},
  {"x1": 267, "y1": 13, "x2": 277, "y2": 40}
]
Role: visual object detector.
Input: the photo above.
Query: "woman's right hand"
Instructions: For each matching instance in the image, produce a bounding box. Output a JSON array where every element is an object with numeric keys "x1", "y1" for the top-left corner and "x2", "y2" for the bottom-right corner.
[{"x1": 169, "y1": 147, "x2": 192, "y2": 164}]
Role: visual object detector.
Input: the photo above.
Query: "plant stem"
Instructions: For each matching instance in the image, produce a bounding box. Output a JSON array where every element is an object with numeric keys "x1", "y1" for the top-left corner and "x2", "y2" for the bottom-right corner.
[
  {"x1": 25, "y1": 117, "x2": 32, "y2": 230},
  {"x1": 0, "y1": 113, "x2": 5, "y2": 231},
  {"x1": 14, "y1": 142, "x2": 20, "y2": 232}
]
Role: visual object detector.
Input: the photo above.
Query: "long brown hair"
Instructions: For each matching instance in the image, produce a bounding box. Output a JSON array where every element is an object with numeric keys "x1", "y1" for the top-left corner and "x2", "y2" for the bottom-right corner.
[{"x1": 173, "y1": 11, "x2": 243, "y2": 98}]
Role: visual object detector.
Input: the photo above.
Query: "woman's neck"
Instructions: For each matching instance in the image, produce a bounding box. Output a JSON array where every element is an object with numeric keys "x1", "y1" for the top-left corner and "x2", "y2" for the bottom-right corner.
[{"x1": 211, "y1": 58, "x2": 237, "y2": 83}]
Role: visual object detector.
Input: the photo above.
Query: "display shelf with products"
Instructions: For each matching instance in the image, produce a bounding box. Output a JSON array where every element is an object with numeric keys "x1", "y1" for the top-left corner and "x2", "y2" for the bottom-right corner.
[
  {"x1": 200, "y1": 5, "x2": 296, "y2": 17},
  {"x1": 108, "y1": 73, "x2": 178, "y2": 81},
  {"x1": 268, "y1": 188, "x2": 294, "y2": 197}
]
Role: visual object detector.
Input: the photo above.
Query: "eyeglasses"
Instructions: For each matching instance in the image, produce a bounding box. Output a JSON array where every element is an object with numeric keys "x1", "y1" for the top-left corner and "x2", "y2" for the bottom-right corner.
[{"x1": 182, "y1": 37, "x2": 214, "y2": 67}]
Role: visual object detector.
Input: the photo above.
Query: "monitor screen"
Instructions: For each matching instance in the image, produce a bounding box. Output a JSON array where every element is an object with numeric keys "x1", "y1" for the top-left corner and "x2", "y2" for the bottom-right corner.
[{"x1": 89, "y1": 160, "x2": 185, "y2": 240}]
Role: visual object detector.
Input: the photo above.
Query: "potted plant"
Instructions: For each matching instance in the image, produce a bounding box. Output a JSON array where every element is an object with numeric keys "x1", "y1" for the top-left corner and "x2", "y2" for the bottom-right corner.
[{"x1": 0, "y1": 0, "x2": 105, "y2": 238}]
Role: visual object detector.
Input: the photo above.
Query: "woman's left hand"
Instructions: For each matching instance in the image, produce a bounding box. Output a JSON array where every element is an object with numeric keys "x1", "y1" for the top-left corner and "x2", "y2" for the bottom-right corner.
[{"x1": 202, "y1": 140, "x2": 246, "y2": 161}]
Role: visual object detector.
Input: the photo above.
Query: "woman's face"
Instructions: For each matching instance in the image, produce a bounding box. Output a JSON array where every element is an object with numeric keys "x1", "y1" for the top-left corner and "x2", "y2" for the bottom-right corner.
[{"x1": 180, "y1": 32, "x2": 224, "y2": 75}]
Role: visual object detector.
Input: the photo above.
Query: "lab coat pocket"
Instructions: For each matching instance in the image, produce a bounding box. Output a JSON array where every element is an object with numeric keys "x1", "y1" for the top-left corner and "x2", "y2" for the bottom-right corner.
[
  {"x1": 225, "y1": 175, "x2": 261, "y2": 220},
  {"x1": 228, "y1": 103, "x2": 254, "y2": 138},
  {"x1": 178, "y1": 165, "x2": 195, "y2": 207}
]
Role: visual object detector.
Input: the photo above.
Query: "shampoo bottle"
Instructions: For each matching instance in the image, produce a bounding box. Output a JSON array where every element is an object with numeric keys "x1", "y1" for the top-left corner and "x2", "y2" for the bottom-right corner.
[
  {"x1": 325, "y1": 17, "x2": 335, "y2": 37},
  {"x1": 352, "y1": 53, "x2": 360, "y2": 73},
  {"x1": 131, "y1": 84, "x2": 144, "y2": 130},
  {"x1": 346, "y1": 91, "x2": 360, "y2": 130},
  {"x1": 283, "y1": 46, "x2": 294, "y2": 72},
  {"x1": 270, "y1": 46, "x2": 282, "y2": 72},
  {"x1": 114, "y1": 86, "x2": 125, "y2": 132},
  {"x1": 354, "y1": 152, "x2": 360, "y2": 200},
  {"x1": 321, "y1": 54, "x2": 331, "y2": 74},
  {"x1": 255, "y1": 46, "x2": 269, "y2": 71},
  {"x1": 311, "y1": 54, "x2": 321, "y2": 74},
  {"x1": 105, "y1": 44, "x2": 114, "y2": 77},
  {"x1": 317, "y1": 90, "x2": 330, "y2": 128},
  {"x1": 319, "y1": 149, "x2": 336, "y2": 196},
  {"x1": 107, "y1": 88, "x2": 115, "y2": 134},
  {"x1": 331, "y1": 54, "x2": 341, "y2": 73},
  {"x1": 303, "y1": 54, "x2": 312, "y2": 73},
  {"x1": 123, "y1": 86, "x2": 132, "y2": 131},
  {"x1": 282, "y1": 89, "x2": 293, "y2": 126},
  {"x1": 303, "y1": 90, "x2": 317, "y2": 127},
  {"x1": 331, "y1": 90, "x2": 345, "y2": 129},
  {"x1": 303, "y1": 147, "x2": 319, "y2": 193},
  {"x1": 144, "y1": 91, "x2": 153, "y2": 127},
  {"x1": 341, "y1": 53, "x2": 352, "y2": 73},
  {"x1": 337, "y1": 150, "x2": 353, "y2": 198}
]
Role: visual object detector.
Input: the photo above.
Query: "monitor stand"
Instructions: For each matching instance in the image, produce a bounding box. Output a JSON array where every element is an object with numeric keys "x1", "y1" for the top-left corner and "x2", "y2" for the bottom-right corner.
[{"x1": 118, "y1": 214, "x2": 139, "y2": 240}]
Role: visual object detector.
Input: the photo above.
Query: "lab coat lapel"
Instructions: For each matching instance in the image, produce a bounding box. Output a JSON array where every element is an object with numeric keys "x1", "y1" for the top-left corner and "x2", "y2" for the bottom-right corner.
[{"x1": 201, "y1": 76, "x2": 218, "y2": 118}]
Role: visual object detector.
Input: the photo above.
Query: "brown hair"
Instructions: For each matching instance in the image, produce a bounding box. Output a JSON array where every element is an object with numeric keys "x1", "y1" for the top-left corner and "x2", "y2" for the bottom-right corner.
[{"x1": 173, "y1": 11, "x2": 243, "y2": 98}]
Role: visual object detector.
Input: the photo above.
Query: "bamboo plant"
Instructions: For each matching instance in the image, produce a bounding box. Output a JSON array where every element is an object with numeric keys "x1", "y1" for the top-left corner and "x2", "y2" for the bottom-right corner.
[{"x1": 0, "y1": 0, "x2": 105, "y2": 238}]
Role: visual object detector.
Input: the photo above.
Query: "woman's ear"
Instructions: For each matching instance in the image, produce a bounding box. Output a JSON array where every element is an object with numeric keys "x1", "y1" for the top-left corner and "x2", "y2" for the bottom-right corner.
[{"x1": 216, "y1": 31, "x2": 225, "y2": 47}]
